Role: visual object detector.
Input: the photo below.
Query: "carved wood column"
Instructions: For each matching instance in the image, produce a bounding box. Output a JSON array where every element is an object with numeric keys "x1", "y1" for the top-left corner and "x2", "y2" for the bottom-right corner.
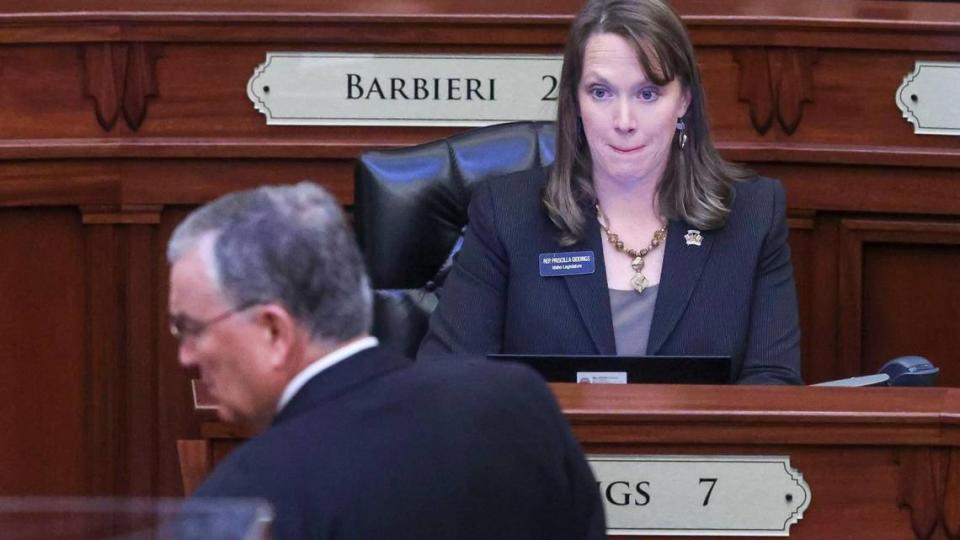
[{"x1": 81, "y1": 205, "x2": 163, "y2": 496}]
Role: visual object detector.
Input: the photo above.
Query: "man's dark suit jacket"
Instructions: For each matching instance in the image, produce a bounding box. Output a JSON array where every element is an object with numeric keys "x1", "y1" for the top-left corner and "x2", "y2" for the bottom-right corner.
[
  {"x1": 418, "y1": 167, "x2": 802, "y2": 385},
  {"x1": 194, "y1": 346, "x2": 605, "y2": 539}
]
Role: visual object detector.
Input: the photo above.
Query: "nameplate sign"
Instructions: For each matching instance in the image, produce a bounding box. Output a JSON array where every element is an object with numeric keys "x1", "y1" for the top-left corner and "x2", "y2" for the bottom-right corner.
[
  {"x1": 589, "y1": 455, "x2": 811, "y2": 536},
  {"x1": 896, "y1": 62, "x2": 960, "y2": 136},
  {"x1": 246, "y1": 53, "x2": 563, "y2": 127}
]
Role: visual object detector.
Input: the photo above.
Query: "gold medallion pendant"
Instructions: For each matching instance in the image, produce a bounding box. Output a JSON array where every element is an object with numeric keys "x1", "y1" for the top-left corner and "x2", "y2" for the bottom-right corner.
[
  {"x1": 630, "y1": 273, "x2": 648, "y2": 293},
  {"x1": 597, "y1": 204, "x2": 667, "y2": 295}
]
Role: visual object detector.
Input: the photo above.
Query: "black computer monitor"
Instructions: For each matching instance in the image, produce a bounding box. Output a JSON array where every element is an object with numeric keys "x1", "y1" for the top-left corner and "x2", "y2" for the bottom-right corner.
[{"x1": 488, "y1": 354, "x2": 731, "y2": 384}]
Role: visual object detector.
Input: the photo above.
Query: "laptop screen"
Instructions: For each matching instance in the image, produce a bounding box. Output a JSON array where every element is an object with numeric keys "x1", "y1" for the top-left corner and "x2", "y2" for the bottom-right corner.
[{"x1": 488, "y1": 354, "x2": 731, "y2": 384}]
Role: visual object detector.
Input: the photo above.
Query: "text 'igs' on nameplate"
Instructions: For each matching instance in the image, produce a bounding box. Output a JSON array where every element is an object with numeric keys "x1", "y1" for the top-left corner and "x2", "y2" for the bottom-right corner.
[
  {"x1": 246, "y1": 53, "x2": 563, "y2": 127},
  {"x1": 589, "y1": 455, "x2": 811, "y2": 536}
]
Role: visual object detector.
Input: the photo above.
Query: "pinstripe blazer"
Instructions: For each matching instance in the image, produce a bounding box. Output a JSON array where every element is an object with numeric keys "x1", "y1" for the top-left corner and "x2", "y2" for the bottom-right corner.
[{"x1": 417, "y1": 166, "x2": 802, "y2": 384}]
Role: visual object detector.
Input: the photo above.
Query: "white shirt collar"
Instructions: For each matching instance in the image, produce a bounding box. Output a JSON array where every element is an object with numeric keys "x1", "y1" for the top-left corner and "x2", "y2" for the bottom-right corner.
[{"x1": 276, "y1": 336, "x2": 379, "y2": 412}]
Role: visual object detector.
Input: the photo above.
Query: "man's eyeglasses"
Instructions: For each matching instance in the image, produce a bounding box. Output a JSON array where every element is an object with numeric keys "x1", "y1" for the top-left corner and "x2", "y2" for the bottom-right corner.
[{"x1": 169, "y1": 301, "x2": 262, "y2": 343}]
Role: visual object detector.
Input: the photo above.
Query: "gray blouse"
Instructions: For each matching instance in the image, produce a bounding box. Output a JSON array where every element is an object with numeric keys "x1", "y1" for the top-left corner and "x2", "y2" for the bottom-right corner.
[{"x1": 609, "y1": 285, "x2": 659, "y2": 355}]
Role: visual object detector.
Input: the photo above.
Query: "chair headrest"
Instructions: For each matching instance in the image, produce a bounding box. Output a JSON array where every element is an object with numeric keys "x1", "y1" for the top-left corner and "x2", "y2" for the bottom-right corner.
[{"x1": 355, "y1": 121, "x2": 556, "y2": 289}]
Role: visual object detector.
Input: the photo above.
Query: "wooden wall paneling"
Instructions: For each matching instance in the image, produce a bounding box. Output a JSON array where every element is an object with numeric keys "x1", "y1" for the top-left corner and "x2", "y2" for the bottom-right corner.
[
  {"x1": 804, "y1": 216, "x2": 843, "y2": 384},
  {"x1": 786, "y1": 212, "x2": 816, "y2": 382},
  {"x1": 0, "y1": 208, "x2": 86, "y2": 495},
  {"x1": 862, "y1": 241, "x2": 960, "y2": 382},
  {"x1": 121, "y1": 213, "x2": 161, "y2": 496},
  {"x1": 155, "y1": 206, "x2": 203, "y2": 496},
  {"x1": 117, "y1": 159, "x2": 358, "y2": 206},
  {"x1": 82, "y1": 206, "x2": 159, "y2": 495},
  {"x1": 0, "y1": 159, "x2": 356, "y2": 209},
  {"x1": 839, "y1": 218, "x2": 960, "y2": 383},
  {"x1": 755, "y1": 163, "x2": 960, "y2": 216},
  {"x1": 947, "y1": 449, "x2": 960, "y2": 538},
  {"x1": 0, "y1": 161, "x2": 120, "y2": 209},
  {"x1": 81, "y1": 217, "x2": 126, "y2": 495},
  {"x1": 793, "y1": 49, "x2": 959, "y2": 149},
  {"x1": 707, "y1": 45, "x2": 960, "y2": 162},
  {"x1": 786, "y1": 212, "x2": 854, "y2": 385},
  {"x1": 81, "y1": 207, "x2": 165, "y2": 496},
  {"x1": 0, "y1": 45, "x2": 100, "y2": 139},
  {"x1": 897, "y1": 447, "x2": 957, "y2": 540}
]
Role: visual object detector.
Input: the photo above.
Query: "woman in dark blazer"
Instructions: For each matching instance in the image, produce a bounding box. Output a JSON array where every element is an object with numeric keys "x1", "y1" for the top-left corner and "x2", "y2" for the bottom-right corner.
[{"x1": 418, "y1": 0, "x2": 802, "y2": 385}]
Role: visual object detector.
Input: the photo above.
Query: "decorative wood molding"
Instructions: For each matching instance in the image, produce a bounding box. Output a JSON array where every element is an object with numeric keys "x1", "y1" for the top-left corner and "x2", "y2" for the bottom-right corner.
[
  {"x1": 734, "y1": 49, "x2": 774, "y2": 135},
  {"x1": 786, "y1": 209, "x2": 816, "y2": 230},
  {"x1": 83, "y1": 225, "x2": 125, "y2": 495},
  {"x1": 4, "y1": 2, "x2": 960, "y2": 48},
  {"x1": 947, "y1": 449, "x2": 960, "y2": 538},
  {"x1": 81, "y1": 205, "x2": 163, "y2": 225},
  {"x1": 897, "y1": 448, "x2": 958, "y2": 540},
  {"x1": 122, "y1": 44, "x2": 161, "y2": 130},
  {"x1": 81, "y1": 43, "x2": 125, "y2": 131},
  {"x1": 770, "y1": 49, "x2": 817, "y2": 135},
  {"x1": 81, "y1": 43, "x2": 160, "y2": 131},
  {"x1": 734, "y1": 47, "x2": 817, "y2": 136}
]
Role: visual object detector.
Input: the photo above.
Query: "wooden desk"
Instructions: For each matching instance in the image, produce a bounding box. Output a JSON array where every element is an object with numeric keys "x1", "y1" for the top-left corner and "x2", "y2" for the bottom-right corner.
[{"x1": 194, "y1": 384, "x2": 960, "y2": 539}]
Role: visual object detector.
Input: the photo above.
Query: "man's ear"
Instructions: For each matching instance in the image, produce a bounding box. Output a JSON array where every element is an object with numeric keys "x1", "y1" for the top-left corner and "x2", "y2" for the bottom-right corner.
[{"x1": 254, "y1": 304, "x2": 301, "y2": 370}]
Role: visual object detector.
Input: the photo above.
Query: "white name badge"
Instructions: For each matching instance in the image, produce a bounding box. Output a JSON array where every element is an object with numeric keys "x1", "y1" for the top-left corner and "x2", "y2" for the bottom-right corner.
[
  {"x1": 589, "y1": 455, "x2": 811, "y2": 536},
  {"x1": 246, "y1": 53, "x2": 563, "y2": 127},
  {"x1": 576, "y1": 372, "x2": 628, "y2": 384}
]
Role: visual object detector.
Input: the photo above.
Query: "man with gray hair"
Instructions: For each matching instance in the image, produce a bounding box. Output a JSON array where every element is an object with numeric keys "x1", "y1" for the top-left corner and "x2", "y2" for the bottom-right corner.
[{"x1": 167, "y1": 182, "x2": 605, "y2": 539}]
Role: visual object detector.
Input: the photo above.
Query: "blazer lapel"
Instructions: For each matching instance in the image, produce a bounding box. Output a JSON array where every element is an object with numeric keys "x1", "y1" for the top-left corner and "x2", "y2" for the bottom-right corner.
[
  {"x1": 647, "y1": 221, "x2": 713, "y2": 354},
  {"x1": 562, "y1": 216, "x2": 616, "y2": 354}
]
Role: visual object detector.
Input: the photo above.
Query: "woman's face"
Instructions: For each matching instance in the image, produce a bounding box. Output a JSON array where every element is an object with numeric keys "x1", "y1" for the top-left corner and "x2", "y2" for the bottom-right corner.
[{"x1": 577, "y1": 32, "x2": 690, "y2": 190}]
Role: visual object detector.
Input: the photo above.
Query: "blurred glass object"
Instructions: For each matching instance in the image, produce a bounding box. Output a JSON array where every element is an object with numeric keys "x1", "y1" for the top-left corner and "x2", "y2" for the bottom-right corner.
[{"x1": 0, "y1": 497, "x2": 272, "y2": 540}]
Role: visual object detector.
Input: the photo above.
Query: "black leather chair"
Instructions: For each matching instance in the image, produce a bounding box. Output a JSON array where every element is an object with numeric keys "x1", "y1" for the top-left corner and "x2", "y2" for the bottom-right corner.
[{"x1": 354, "y1": 121, "x2": 557, "y2": 358}]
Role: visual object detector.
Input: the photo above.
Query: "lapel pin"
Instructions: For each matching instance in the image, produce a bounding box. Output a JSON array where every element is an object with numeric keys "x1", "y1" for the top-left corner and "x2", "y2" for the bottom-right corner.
[{"x1": 684, "y1": 229, "x2": 703, "y2": 247}]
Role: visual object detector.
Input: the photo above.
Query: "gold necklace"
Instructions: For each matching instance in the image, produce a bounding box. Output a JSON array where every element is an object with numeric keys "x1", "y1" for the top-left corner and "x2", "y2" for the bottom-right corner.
[{"x1": 596, "y1": 204, "x2": 667, "y2": 293}]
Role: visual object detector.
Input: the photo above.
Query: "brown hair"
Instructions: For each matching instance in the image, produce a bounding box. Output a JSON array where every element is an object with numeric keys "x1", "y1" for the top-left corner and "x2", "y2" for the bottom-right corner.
[{"x1": 543, "y1": 0, "x2": 750, "y2": 245}]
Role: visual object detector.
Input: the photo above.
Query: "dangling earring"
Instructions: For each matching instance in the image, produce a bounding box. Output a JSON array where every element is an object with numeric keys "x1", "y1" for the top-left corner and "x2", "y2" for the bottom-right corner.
[{"x1": 676, "y1": 118, "x2": 688, "y2": 150}]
